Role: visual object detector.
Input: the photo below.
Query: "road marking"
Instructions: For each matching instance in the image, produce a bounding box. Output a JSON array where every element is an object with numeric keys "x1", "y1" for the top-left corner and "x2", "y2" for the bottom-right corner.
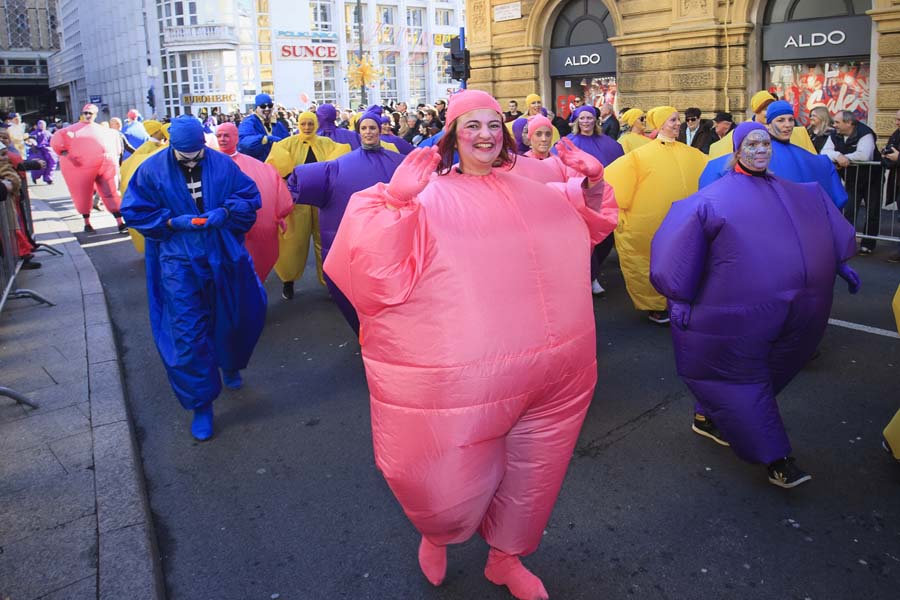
[
  {"x1": 829, "y1": 318, "x2": 900, "y2": 339},
  {"x1": 80, "y1": 236, "x2": 134, "y2": 249}
]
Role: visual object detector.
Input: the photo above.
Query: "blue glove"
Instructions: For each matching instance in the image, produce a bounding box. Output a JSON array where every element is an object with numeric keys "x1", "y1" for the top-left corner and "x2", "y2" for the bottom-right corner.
[
  {"x1": 838, "y1": 263, "x2": 861, "y2": 294},
  {"x1": 169, "y1": 214, "x2": 198, "y2": 230},
  {"x1": 669, "y1": 301, "x2": 692, "y2": 330},
  {"x1": 201, "y1": 207, "x2": 228, "y2": 229}
]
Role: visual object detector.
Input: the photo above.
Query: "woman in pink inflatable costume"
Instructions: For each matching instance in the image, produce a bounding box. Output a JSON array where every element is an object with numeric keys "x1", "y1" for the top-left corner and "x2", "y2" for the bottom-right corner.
[
  {"x1": 325, "y1": 90, "x2": 618, "y2": 600},
  {"x1": 215, "y1": 123, "x2": 293, "y2": 282},
  {"x1": 50, "y1": 104, "x2": 126, "y2": 233}
]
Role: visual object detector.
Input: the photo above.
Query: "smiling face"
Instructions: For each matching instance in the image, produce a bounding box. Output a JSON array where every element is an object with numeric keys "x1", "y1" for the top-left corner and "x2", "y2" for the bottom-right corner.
[
  {"x1": 455, "y1": 109, "x2": 504, "y2": 175},
  {"x1": 577, "y1": 111, "x2": 596, "y2": 136},
  {"x1": 531, "y1": 125, "x2": 553, "y2": 155},
  {"x1": 256, "y1": 102, "x2": 273, "y2": 121},
  {"x1": 768, "y1": 114, "x2": 794, "y2": 142},
  {"x1": 833, "y1": 113, "x2": 853, "y2": 136},
  {"x1": 659, "y1": 111, "x2": 681, "y2": 139},
  {"x1": 738, "y1": 129, "x2": 772, "y2": 171},
  {"x1": 359, "y1": 119, "x2": 381, "y2": 146},
  {"x1": 528, "y1": 100, "x2": 542, "y2": 115}
]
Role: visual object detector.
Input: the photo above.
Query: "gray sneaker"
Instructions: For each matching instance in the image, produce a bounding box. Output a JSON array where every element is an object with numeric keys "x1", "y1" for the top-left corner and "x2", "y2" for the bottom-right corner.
[{"x1": 767, "y1": 457, "x2": 812, "y2": 489}]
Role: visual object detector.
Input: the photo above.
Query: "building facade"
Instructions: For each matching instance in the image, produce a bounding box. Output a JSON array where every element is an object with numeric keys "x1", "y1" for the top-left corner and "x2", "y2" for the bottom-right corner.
[
  {"x1": 0, "y1": 0, "x2": 59, "y2": 118},
  {"x1": 49, "y1": 0, "x2": 160, "y2": 122},
  {"x1": 467, "y1": 0, "x2": 900, "y2": 137}
]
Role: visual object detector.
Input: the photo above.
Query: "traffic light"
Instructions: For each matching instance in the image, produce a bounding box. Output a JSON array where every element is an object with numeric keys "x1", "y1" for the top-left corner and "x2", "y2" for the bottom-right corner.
[
  {"x1": 147, "y1": 87, "x2": 156, "y2": 111},
  {"x1": 443, "y1": 36, "x2": 469, "y2": 81}
]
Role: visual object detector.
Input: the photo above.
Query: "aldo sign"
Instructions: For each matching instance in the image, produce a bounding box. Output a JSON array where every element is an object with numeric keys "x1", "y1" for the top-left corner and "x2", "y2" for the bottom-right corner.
[
  {"x1": 549, "y1": 42, "x2": 617, "y2": 77},
  {"x1": 763, "y1": 16, "x2": 870, "y2": 62}
]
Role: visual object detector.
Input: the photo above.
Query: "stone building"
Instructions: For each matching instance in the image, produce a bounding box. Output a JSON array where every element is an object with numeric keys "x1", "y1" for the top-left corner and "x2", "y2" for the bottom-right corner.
[
  {"x1": 0, "y1": 0, "x2": 59, "y2": 118},
  {"x1": 466, "y1": 0, "x2": 900, "y2": 137}
]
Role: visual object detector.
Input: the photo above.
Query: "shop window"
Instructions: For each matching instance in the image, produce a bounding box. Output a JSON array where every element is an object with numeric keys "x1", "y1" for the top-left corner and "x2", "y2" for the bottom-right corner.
[
  {"x1": 765, "y1": 0, "x2": 868, "y2": 24},
  {"x1": 551, "y1": 0, "x2": 614, "y2": 48},
  {"x1": 766, "y1": 61, "x2": 870, "y2": 125}
]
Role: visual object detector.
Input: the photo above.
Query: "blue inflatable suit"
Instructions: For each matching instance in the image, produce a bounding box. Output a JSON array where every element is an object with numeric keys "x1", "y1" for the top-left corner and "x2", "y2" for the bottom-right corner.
[
  {"x1": 238, "y1": 113, "x2": 290, "y2": 162},
  {"x1": 651, "y1": 168, "x2": 856, "y2": 465},
  {"x1": 287, "y1": 143, "x2": 404, "y2": 332},
  {"x1": 699, "y1": 135, "x2": 848, "y2": 209},
  {"x1": 121, "y1": 119, "x2": 266, "y2": 410}
]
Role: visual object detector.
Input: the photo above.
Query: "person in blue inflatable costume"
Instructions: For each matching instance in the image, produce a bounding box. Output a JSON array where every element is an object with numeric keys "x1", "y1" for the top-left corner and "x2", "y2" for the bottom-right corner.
[
  {"x1": 238, "y1": 93, "x2": 290, "y2": 162},
  {"x1": 651, "y1": 122, "x2": 860, "y2": 489},
  {"x1": 121, "y1": 115, "x2": 266, "y2": 441},
  {"x1": 699, "y1": 101, "x2": 847, "y2": 209}
]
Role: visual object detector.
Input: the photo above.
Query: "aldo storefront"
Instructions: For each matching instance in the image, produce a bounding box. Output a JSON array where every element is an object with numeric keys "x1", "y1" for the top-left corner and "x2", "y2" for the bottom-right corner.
[
  {"x1": 762, "y1": 0, "x2": 873, "y2": 125},
  {"x1": 548, "y1": 0, "x2": 617, "y2": 119}
]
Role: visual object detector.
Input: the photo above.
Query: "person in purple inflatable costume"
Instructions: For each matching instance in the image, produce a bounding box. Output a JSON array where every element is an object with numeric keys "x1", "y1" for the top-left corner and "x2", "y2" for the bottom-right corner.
[
  {"x1": 650, "y1": 122, "x2": 860, "y2": 489},
  {"x1": 316, "y1": 103, "x2": 361, "y2": 150}
]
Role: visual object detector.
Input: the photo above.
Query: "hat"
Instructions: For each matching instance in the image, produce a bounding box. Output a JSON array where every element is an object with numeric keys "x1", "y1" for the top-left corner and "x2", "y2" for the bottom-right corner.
[
  {"x1": 525, "y1": 93, "x2": 542, "y2": 107},
  {"x1": 750, "y1": 91, "x2": 777, "y2": 114},
  {"x1": 646, "y1": 106, "x2": 677, "y2": 130},
  {"x1": 571, "y1": 106, "x2": 598, "y2": 120},
  {"x1": 620, "y1": 108, "x2": 644, "y2": 127},
  {"x1": 168, "y1": 115, "x2": 205, "y2": 152},
  {"x1": 684, "y1": 107, "x2": 701, "y2": 119},
  {"x1": 732, "y1": 121, "x2": 767, "y2": 152},
  {"x1": 316, "y1": 103, "x2": 337, "y2": 123},
  {"x1": 255, "y1": 93, "x2": 273, "y2": 107},
  {"x1": 143, "y1": 119, "x2": 163, "y2": 138},
  {"x1": 713, "y1": 111, "x2": 733, "y2": 123},
  {"x1": 81, "y1": 103, "x2": 99, "y2": 114},
  {"x1": 127, "y1": 109, "x2": 140, "y2": 121},
  {"x1": 215, "y1": 122, "x2": 239, "y2": 154},
  {"x1": 444, "y1": 89, "x2": 503, "y2": 129},
  {"x1": 525, "y1": 115, "x2": 553, "y2": 140},
  {"x1": 356, "y1": 110, "x2": 383, "y2": 131},
  {"x1": 765, "y1": 100, "x2": 794, "y2": 123}
]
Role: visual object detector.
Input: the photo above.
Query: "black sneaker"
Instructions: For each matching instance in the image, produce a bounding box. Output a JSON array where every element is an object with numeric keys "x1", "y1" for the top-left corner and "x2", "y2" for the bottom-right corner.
[
  {"x1": 692, "y1": 415, "x2": 730, "y2": 447},
  {"x1": 21, "y1": 258, "x2": 41, "y2": 270},
  {"x1": 767, "y1": 457, "x2": 812, "y2": 489},
  {"x1": 84, "y1": 223, "x2": 96, "y2": 234},
  {"x1": 281, "y1": 281, "x2": 294, "y2": 300},
  {"x1": 648, "y1": 310, "x2": 670, "y2": 325},
  {"x1": 118, "y1": 223, "x2": 129, "y2": 234}
]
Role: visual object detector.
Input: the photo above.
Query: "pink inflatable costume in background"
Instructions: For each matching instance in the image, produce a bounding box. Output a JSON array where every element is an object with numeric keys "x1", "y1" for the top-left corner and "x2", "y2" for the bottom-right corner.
[
  {"x1": 50, "y1": 104, "x2": 125, "y2": 233},
  {"x1": 216, "y1": 123, "x2": 293, "y2": 282},
  {"x1": 325, "y1": 89, "x2": 618, "y2": 600}
]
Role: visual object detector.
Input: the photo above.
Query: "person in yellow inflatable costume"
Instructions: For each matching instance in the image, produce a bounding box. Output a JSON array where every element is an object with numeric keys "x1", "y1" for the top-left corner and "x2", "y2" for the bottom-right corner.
[
  {"x1": 708, "y1": 91, "x2": 815, "y2": 159},
  {"x1": 617, "y1": 108, "x2": 651, "y2": 154},
  {"x1": 120, "y1": 120, "x2": 170, "y2": 253},
  {"x1": 266, "y1": 111, "x2": 350, "y2": 300},
  {"x1": 884, "y1": 285, "x2": 900, "y2": 462},
  {"x1": 604, "y1": 106, "x2": 707, "y2": 324}
]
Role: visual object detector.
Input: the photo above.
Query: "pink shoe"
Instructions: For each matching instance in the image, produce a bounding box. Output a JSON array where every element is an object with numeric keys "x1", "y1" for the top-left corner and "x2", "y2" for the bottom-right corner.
[
  {"x1": 417, "y1": 536, "x2": 446, "y2": 586},
  {"x1": 484, "y1": 548, "x2": 549, "y2": 600}
]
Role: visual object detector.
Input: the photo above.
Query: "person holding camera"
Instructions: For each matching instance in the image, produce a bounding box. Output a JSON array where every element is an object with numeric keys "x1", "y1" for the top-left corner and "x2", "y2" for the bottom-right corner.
[{"x1": 882, "y1": 110, "x2": 900, "y2": 262}]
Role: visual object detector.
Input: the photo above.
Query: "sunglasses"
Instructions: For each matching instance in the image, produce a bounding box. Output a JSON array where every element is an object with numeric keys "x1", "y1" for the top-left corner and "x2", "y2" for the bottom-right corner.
[
  {"x1": 638, "y1": 116, "x2": 646, "y2": 122},
  {"x1": 258, "y1": 103, "x2": 274, "y2": 109},
  {"x1": 83, "y1": 111, "x2": 96, "y2": 116},
  {"x1": 686, "y1": 117, "x2": 698, "y2": 122}
]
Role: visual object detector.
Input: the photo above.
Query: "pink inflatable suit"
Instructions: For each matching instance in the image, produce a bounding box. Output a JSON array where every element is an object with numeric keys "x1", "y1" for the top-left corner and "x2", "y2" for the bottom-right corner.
[
  {"x1": 51, "y1": 104, "x2": 124, "y2": 231},
  {"x1": 216, "y1": 123, "x2": 293, "y2": 281},
  {"x1": 325, "y1": 89, "x2": 618, "y2": 599}
]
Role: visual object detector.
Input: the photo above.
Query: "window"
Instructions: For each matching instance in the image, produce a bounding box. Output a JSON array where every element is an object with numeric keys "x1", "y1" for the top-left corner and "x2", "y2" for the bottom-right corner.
[
  {"x1": 435, "y1": 50, "x2": 452, "y2": 84},
  {"x1": 766, "y1": 61, "x2": 870, "y2": 125},
  {"x1": 406, "y1": 7, "x2": 424, "y2": 28},
  {"x1": 345, "y1": 3, "x2": 361, "y2": 43},
  {"x1": 551, "y1": 0, "x2": 614, "y2": 48},
  {"x1": 5, "y1": 0, "x2": 30, "y2": 48},
  {"x1": 380, "y1": 52, "x2": 398, "y2": 102},
  {"x1": 313, "y1": 61, "x2": 337, "y2": 102},
  {"x1": 408, "y1": 52, "x2": 427, "y2": 104},
  {"x1": 765, "y1": 0, "x2": 867, "y2": 23},
  {"x1": 435, "y1": 9, "x2": 452, "y2": 27},
  {"x1": 310, "y1": 0, "x2": 333, "y2": 32}
]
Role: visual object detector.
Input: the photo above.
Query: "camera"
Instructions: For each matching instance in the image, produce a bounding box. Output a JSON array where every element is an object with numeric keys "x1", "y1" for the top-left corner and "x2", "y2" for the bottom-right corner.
[{"x1": 882, "y1": 145, "x2": 895, "y2": 155}]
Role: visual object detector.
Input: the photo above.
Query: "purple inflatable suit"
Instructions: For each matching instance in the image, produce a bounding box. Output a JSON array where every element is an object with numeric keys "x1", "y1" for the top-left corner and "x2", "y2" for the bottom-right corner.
[
  {"x1": 27, "y1": 120, "x2": 56, "y2": 184},
  {"x1": 316, "y1": 103, "x2": 361, "y2": 150},
  {"x1": 650, "y1": 122, "x2": 858, "y2": 466}
]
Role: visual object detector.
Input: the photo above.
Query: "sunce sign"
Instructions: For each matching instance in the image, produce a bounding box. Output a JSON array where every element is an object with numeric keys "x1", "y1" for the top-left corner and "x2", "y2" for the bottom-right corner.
[
  {"x1": 763, "y1": 16, "x2": 870, "y2": 61},
  {"x1": 279, "y1": 43, "x2": 339, "y2": 60}
]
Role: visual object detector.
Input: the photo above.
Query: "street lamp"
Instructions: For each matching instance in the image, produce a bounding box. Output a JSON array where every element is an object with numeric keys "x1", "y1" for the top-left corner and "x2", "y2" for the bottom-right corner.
[{"x1": 356, "y1": 0, "x2": 367, "y2": 107}]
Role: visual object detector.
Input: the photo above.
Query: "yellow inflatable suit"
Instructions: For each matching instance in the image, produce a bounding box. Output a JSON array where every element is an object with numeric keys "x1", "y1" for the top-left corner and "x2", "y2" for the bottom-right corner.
[
  {"x1": 618, "y1": 109, "x2": 651, "y2": 154},
  {"x1": 266, "y1": 112, "x2": 349, "y2": 291},
  {"x1": 605, "y1": 106, "x2": 708, "y2": 312},
  {"x1": 885, "y1": 284, "x2": 900, "y2": 461},
  {"x1": 708, "y1": 91, "x2": 815, "y2": 159},
  {"x1": 120, "y1": 121, "x2": 169, "y2": 254}
]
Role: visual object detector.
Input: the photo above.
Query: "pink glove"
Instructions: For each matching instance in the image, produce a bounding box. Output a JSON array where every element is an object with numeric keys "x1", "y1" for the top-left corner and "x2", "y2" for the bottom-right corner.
[
  {"x1": 555, "y1": 137, "x2": 604, "y2": 183},
  {"x1": 386, "y1": 147, "x2": 440, "y2": 206}
]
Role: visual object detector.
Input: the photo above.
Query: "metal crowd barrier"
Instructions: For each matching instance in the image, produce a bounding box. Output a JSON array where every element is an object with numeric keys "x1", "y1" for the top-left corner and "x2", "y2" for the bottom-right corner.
[
  {"x1": 0, "y1": 181, "x2": 56, "y2": 410},
  {"x1": 841, "y1": 160, "x2": 900, "y2": 243}
]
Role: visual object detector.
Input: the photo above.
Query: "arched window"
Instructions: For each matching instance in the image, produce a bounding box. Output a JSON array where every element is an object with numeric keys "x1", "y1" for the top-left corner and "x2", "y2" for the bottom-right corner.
[
  {"x1": 764, "y1": 0, "x2": 870, "y2": 24},
  {"x1": 551, "y1": 0, "x2": 615, "y2": 49}
]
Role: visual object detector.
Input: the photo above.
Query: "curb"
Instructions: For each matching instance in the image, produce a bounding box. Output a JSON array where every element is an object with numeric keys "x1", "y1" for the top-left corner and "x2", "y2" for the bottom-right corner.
[{"x1": 33, "y1": 198, "x2": 165, "y2": 600}]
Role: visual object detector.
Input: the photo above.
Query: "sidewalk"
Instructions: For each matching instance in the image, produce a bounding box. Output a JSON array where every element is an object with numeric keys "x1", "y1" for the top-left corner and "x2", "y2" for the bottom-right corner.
[{"x1": 0, "y1": 181, "x2": 163, "y2": 599}]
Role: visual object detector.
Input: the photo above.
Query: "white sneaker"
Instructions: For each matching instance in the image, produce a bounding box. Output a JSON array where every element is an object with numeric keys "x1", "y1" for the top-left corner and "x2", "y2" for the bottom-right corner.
[{"x1": 591, "y1": 279, "x2": 605, "y2": 295}]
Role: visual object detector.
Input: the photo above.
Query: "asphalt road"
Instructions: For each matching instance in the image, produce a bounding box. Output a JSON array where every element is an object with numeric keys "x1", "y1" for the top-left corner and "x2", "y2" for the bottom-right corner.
[{"x1": 41, "y1": 182, "x2": 899, "y2": 600}]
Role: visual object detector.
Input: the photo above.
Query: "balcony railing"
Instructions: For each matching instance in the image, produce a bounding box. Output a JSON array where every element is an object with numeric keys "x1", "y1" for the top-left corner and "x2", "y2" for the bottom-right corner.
[
  {"x1": 162, "y1": 24, "x2": 239, "y2": 48},
  {"x1": 0, "y1": 64, "x2": 48, "y2": 79}
]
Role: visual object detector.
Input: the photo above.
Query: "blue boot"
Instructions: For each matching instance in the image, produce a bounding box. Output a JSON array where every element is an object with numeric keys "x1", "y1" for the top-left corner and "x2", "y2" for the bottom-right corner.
[
  {"x1": 191, "y1": 403, "x2": 214, "y2": 441},
  {"x1": 222, "y1": 369, "x2": 243, "y2": 390}
]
